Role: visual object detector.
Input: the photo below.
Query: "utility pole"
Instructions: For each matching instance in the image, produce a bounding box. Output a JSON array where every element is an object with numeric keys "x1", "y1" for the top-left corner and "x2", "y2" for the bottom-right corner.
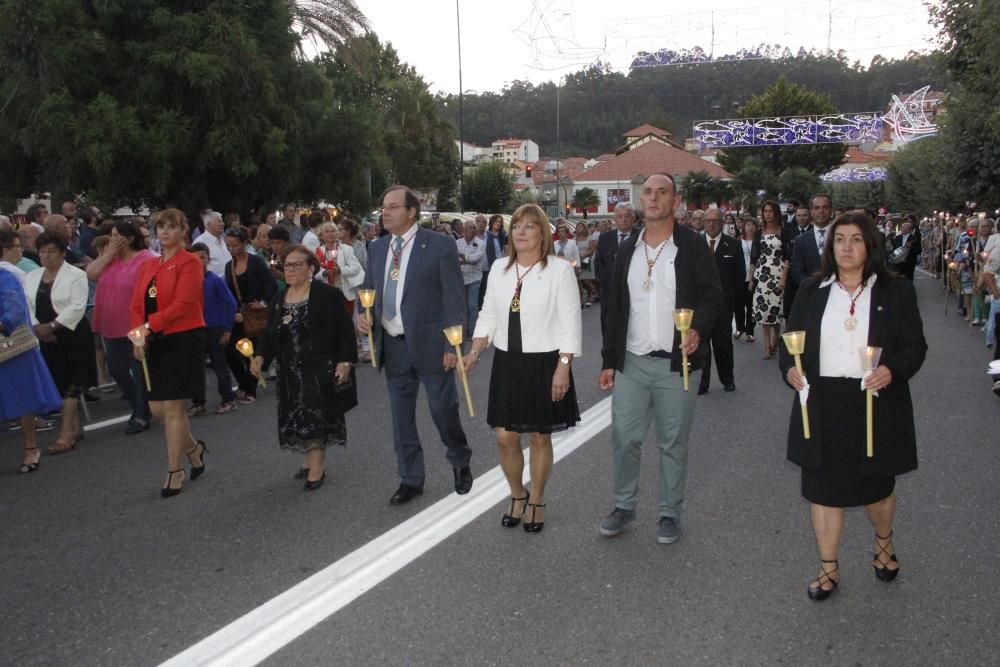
[{"x1": 456, "y1": 0, "x2": 464, "y2": 213}]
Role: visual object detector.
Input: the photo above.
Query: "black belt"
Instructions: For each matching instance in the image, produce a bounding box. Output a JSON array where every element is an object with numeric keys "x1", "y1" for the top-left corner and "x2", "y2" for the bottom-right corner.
[
  {"x1": 388, "y1": 333, "x2": 405, "y2": 340},
  {"x1": 647, "y1": 350, "x2": 670, "y2": 359}
]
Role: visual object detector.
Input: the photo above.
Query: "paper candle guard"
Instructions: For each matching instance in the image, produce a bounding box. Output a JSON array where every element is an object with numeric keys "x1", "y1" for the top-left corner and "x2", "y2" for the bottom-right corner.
[
  {"x1": 782, "y1": 331, "x2": 810, "y2": 439},
  {"x1": 443, "y1": 325, "x2": 475, "y2": 417},
  {"x1": 672, "y1": 309, "x2": 693, "y2": 391}
]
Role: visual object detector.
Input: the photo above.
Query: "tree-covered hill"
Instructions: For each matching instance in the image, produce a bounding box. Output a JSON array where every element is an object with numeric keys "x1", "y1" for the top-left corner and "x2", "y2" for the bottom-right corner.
[{"x1": 436, "y1": 53, "x2": 944, "y2": 157}]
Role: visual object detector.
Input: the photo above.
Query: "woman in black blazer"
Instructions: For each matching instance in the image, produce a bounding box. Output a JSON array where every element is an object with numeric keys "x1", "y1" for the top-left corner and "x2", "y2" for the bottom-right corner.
[
  {"x1": 780, "y1": 211, "x2": 927, "y2": 601},
  {"x1": 224, "y1": 227, "x2": 278, "y2": 403},
  {"x1": 249, "y1": 246, "x2": 357, "y2": 490}
]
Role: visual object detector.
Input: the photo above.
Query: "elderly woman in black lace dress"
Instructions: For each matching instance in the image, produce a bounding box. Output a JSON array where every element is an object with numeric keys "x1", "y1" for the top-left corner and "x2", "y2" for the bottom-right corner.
[{"x1": 251, "y1": 246, "x2": 357, "y2": 491}]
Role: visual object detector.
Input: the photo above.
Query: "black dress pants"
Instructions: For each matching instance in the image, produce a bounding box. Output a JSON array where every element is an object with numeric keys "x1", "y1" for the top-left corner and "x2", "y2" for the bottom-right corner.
[{"x1": 699, "y1": 309, "x2": 735, "y2": 392}]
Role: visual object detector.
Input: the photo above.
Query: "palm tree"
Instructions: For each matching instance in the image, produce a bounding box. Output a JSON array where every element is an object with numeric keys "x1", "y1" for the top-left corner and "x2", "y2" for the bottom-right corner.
[
  {"x1": 571, "y1": 187, "x2": 600, "y2": 219},
  {"x1": 288, "y1": 0, "x2": 370, "y2": 56}
]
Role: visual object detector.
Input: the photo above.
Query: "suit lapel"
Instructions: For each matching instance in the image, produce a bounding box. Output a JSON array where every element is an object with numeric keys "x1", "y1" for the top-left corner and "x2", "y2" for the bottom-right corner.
[
  {"x1": 868, "y1": 278, "x2": 885, "y2": 347},
  {"x1": 401, "y1": 227, "x2": 428, "y2": 303},
  {"x1": 804, "y1": 281, "x2": 832, "y2": 373}
]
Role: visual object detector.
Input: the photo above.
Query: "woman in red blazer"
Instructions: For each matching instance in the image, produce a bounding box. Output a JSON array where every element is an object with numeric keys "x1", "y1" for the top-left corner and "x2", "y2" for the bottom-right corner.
[{"x1": 130, "y1": 209, "x2": 208, "y2": 497}]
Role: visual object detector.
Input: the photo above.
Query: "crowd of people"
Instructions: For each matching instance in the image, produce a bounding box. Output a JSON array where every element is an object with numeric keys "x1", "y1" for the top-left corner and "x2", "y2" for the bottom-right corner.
[{"x1": 7, "y1": 180, "x2": 995, "y2": 601}]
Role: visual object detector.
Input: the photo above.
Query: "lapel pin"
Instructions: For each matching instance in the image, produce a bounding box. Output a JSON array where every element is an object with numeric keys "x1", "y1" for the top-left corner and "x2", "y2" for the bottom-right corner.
[{"x1": 877, "y1": 306, "x2": 883, "y2": 311}]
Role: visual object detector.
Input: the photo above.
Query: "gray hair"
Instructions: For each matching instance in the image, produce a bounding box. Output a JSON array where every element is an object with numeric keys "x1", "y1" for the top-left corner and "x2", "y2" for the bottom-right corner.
[
  {"x1": 614, "y1": 202, "x2": 635, "y2": 214},
  {"x1": 0, "y1": 215, "x2": 10, "y2": 229},
  {"x1": 205, "y1": 211, "x2": 223, "y2": 224}
]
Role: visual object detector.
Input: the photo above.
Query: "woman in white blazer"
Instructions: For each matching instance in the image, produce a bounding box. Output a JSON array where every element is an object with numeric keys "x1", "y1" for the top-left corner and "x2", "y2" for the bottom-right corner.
[
  {"x1": 463, "y1": 204, "x2": 582, "y2": 533},
  {"x1": 24, "y1": 232, "x2": 97, "y2": 454},
  {"x1": 316, "y1": 222, "x2": 364, "y2": 308}
]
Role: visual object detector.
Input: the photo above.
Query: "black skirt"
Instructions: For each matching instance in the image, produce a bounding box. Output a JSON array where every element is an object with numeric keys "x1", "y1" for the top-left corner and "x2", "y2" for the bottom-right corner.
[
  {"x1": 486, "y1": 308, "x2": 580, "y2": 434},
  {"x1": 145, "y1": 328, "x2": 206, "y2": 401},
  {"x1": 801, "y1": 377, "x2": 895, "y2": 507}
]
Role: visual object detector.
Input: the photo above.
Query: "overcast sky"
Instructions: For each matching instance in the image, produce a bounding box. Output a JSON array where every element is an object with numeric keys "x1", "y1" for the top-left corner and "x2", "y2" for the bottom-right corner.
[{"x1": 355, "y1": 0, "x2": 939, "y2": 94}]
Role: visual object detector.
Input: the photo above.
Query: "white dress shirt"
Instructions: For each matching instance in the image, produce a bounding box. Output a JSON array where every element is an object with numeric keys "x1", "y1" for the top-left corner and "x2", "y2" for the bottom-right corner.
[
  {"x1": 818, "y1": 274, "x2": 876, "y2": 378},
  {"x1": 456, "y1": 237, "x2": 484, "y2": 285},
  {"x1": 553, "y1": 239, "x2": 581, "y2": 268},
  {"x1": 380, "y1": 223, "x2": 419, "y2": 336},
  {"x1": 706, "y1": 232, "x2": 722, "y2": 253},
  {"x1": 741, "y1": 238, "x2": 753, "y2": 282},
  {"x1": 473, "y1": 257, "x2": 582, "y2": 355},
  {"x1": 302, "y1": 230, "x2": 321, "y2": 253},
  {"x1": 626, "y1": 229, "x2": 678, "y2": 355},
  {"x1": 192, "y1": 231, "x2": 232, "y2": 276}
]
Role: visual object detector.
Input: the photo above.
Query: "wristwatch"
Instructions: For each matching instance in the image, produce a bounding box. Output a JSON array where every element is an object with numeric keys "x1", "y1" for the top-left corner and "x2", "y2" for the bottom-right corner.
[{"x1": 559, "y1": 355, "x2": 570, "y2": 365}]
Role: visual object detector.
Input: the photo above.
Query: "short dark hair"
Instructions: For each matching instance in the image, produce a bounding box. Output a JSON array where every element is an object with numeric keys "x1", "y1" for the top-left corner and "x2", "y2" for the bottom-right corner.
[
  {"x1": 224, "y1": 226, "x2": 250, "y2": 243},
  {"x1": 810, "y1": 193, "x2": 833, "y2": 209},
  {"x1": 379, "y1": 185, "x2": 421, "y2": 219},
  {"x1": 36, "y1": 231, "x2": 68, "y2": 253},
  {"x1": 818, "y1": 211, "x2": 894, "y2": 284},
  {"x1": 267, "y1": 225, "x2": 291, "y2": 242},
  {"x1": 190, "y1": 242, "x2": 210, "y2": 255},
  {"x1": 788, "y1": 199, "x2": 800, "y2": 208},
  {"x1": 307, "y1": 210, "x2": 326, "y2": 230},
  {"x1": 112, "y1": 219, "x2": 147, "y2": 251},
  {"x1": 282, "y1": 244, "x2": 321, "y2": 275},
  {"x1": 648, "y1": 172, "x2": 677, "y2": 193},
  {"x1": 0, "y1": 228, "x2": 18, "y2": 249}
]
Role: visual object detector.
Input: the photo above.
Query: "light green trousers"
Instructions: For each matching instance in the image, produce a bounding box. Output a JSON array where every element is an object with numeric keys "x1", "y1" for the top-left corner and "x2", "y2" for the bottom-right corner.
[{"x1": 611, "y1": 351, "x2": 699, "y2": 518}]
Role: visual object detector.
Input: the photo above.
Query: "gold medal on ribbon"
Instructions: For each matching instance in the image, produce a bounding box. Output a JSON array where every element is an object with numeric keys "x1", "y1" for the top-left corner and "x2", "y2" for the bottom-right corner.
[
  {"x1": 281, "y1": 314, "x2": 292, "y2": 325},
  {"x1": 390, "y1": 268, "x2": 401, "y2": 281},
  {"x1": 510, "y1": 297, "x2": 521, "y2": 313},
  {"x1": 147, "y1": 285, "x2": 157, "y2": 298}
]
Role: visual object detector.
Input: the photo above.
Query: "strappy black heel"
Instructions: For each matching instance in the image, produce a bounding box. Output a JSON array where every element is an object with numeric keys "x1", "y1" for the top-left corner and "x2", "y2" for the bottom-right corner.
[
  {"x1": 187, "y1": 440, "x2": 207, "y2": 480},
  {"x1": 161, "y1": 469, "x2": 186, "y2": 498},
  {"x1": 18, "y1": 446, "x2": 40, "y2": 474},
  {"x1": 807, "y1": 559, "x2": 839, "y2": 600},
  {"x1": 873, "y1": 531, "x2": 900, "y2": 582},
  {"x1": 501, "y1": 492, "x2": 529, "y2": 528},
  {"x1": 523, "y1": 502, "x2": 546, "y2": 533}
]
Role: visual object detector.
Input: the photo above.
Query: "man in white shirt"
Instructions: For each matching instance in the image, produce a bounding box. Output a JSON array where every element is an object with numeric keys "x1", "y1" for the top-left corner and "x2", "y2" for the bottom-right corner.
[
  {"x1": 456, "y1": 220, "x2": 484, "y2": 338},
  {"x1": 597, "y1": 174, "x2": 722, "y2": 545},
  {"x1": 192, "y1": 211, "x2": 232, "y2": 276}
]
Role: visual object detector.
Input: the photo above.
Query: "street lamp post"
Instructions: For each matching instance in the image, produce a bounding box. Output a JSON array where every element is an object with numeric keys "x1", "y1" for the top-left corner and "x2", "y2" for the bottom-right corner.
[{"x1": 456, "y1": 0, "x2": 464, "y2": 213}]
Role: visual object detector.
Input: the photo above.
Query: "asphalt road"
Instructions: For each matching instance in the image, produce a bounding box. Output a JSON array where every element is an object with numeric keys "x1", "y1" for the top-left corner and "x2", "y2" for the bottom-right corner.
[{"x1": 2, "y1": 273, "x2": 998, "y2": 667}]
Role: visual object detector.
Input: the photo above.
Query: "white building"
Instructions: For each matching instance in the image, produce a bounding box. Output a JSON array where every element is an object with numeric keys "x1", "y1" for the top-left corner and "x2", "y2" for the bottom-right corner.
[
  {"x1": 491, "y1": 138, "x2": 539, "y2": 164},
  {"x1": 455, "y1": 140, "x2": 492, "y2": 163}
]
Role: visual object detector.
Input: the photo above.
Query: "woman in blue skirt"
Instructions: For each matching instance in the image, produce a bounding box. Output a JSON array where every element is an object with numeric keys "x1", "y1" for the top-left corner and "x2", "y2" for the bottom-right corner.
[{"x1": 0, "y1": 268, "x2": 62, "y2": 473}]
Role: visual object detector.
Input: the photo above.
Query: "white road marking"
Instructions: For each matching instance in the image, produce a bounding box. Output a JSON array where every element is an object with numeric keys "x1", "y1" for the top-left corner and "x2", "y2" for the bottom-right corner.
[
  {"x1": 159, "y1": 397, "x2": 613, "y2": 667},
  {"x1": 83, "y1": 414, "x2": 131, "y2": 431}
]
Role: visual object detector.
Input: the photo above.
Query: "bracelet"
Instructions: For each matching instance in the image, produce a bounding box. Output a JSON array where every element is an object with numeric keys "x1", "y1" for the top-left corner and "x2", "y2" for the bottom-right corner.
[{"x1": 470, "y1": 350, "x2": 480, "y2": 358}]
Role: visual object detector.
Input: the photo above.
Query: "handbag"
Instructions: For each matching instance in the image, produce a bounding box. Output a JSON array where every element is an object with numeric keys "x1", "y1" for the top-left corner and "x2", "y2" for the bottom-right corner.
[
  {"x1": 231, "y1": 262, "x2": 269, "y2": 338},
  {"x1": 0, "y1": 325, "x2": 39, "y2": 364}
]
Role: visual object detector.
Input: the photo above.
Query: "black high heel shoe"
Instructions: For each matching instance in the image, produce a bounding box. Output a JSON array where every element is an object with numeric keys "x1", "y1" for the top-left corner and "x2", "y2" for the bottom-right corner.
[
  {"x1": 501, "y1": 492, "x2": 529, "y2": 528},
  {"x1": 873, "y1": 531, "x2": 900, "y2": 582},
  {"x1": 303, "y1": 471, "x2": 326, "y2": 491},
  {"x1": 187, "y1": 440, "x2": 207, "y2": 480},
  {"x1": 523, "y1": 502, "x2": 546, "y2": 533},
  {"x1": 807, "y1": 559, "x2": 839, "y2": 601},
  {"x1": 18, "y1": 446, "x2": 40, "y2": 474},
  {"x1": 161, "y1": 469, "x2": 186, "y2": 498}
]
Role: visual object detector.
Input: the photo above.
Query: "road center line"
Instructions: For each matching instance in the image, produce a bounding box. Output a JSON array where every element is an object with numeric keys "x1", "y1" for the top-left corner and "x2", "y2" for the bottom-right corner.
[{"x1": 158, "y1": 396, "x2": 612, "y2": 667}]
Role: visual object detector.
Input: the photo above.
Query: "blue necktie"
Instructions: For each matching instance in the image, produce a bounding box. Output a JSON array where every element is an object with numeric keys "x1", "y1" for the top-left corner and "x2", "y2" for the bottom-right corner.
[
  {"x1": 383, "y1": 236, "x2": 403, "y2": 320},
  {"x1": 817, "y1": 230, "x2": 825, "y2": 255}
]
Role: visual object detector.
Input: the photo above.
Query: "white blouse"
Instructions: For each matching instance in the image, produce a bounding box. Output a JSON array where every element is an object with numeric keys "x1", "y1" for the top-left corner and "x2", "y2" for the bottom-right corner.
[{"x1": 818, "y1": 274, "x2": 876, "y2": 378}]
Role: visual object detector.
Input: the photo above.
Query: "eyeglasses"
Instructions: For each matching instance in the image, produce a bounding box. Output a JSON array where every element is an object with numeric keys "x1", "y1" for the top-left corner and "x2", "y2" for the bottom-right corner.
[{"x1": 283, "y1": 260, "x2": 308, "y2": 270}]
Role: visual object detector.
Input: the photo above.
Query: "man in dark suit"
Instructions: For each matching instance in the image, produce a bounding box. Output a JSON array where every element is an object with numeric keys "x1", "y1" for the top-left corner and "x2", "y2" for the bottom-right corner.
[
  {"x1": 791, "y1": 193, "x2": 833, "y2": 289},
  {"x1": 594, "y1": 202, "x2": 638, "y2": 335},
  {"x1": 357, "y1": 185, "x2": 473, "y2": 505},
  {"x1": 891, "y1": 217, "x2": 922, "y2": 281},
  {"x1": 699, "y1": 208, "x2": 745, "y2": 394},
  {"x1": 783, "y1": 204, "x2": 813, "y2": 319}
]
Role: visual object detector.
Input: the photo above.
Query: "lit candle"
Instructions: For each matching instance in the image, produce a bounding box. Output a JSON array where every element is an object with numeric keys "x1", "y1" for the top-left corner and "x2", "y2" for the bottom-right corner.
[
  {"x1": 672, "y1": 309, "x2": 694, "y2": 391},
  {"x1": 236, "y1": 337, "x2": 266, "y2": 387},
  {"x1": 443, "y1": 325, "x2": 475, "y2": 417},
  {"x1": 127, "y1": 326, "x2": 152, "y2": 391},
  {"x1": 859, "y1": 346, "x2": 882, "y2": 458},
  {"x1": 357, "y1": 289, "x2": 377, "y2": 369},
  {"x1": 781, "y1": 331, "x2": 810, "y2": 439}
]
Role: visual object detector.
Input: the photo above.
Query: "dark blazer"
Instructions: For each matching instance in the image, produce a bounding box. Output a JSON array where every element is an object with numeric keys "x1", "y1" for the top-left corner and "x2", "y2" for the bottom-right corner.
[
  {"x1": 483, "y1": 231, "x2": 501, "y2": 268},
  {"x1": 790, "y1": 225, "x2": 823, "y2": 286},
  {"x1": 708, "y1": 234, "x2": 746, "y2": 311},
  {"x1": 258, "y1": 280, "x2": 358, "y2": 413},
  {"x1": 224, "y1": 253, "x2": 278, "y2": 305},
  {"x1": 594, "y1": 227, "x2": 638, "y2": 287},
  {"x1": 361, "y1": 226, "x2": 466, "y2": 375},
  {"x1": 891, "y1": 233, "x2": 922, "y2": 276},
  {"x1": 601, "y1": 224, "x2": 723, "y2": 373},
  {"x1": 779, "y1": 275, "x2": 927, "y2": 476}
]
